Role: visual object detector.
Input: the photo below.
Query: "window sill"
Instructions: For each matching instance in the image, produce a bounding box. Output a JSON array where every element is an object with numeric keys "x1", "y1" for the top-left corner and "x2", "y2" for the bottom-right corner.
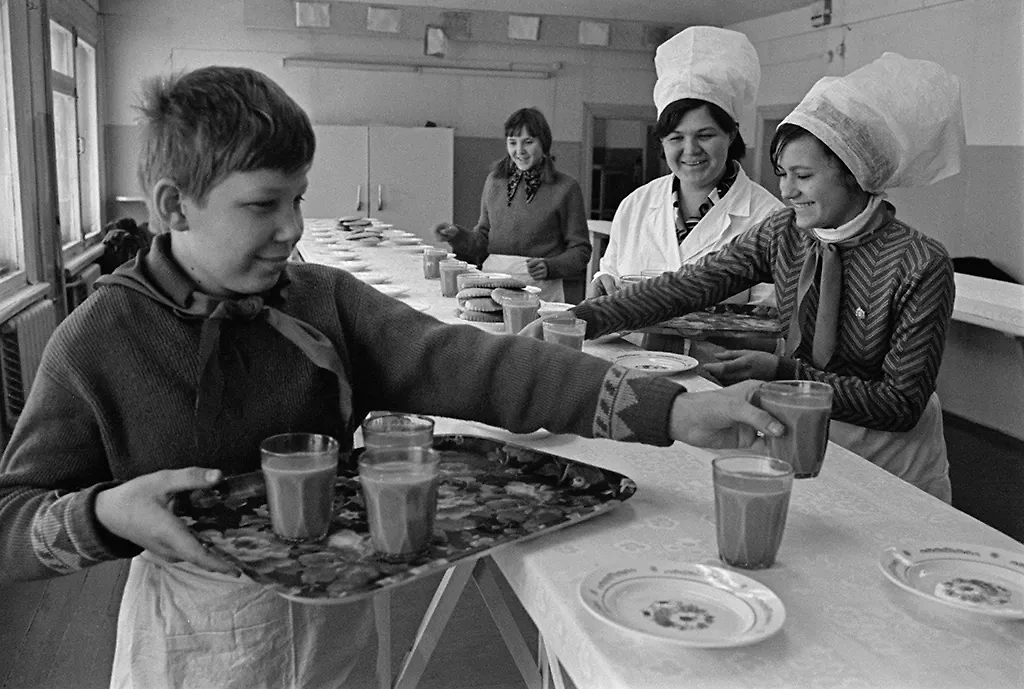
[
  {"x1": 64, "y1": 243, "x2": 106, "y2": 277},
  {"x1": 0, "y1": 283, "x2": 52, "y2": 324}
]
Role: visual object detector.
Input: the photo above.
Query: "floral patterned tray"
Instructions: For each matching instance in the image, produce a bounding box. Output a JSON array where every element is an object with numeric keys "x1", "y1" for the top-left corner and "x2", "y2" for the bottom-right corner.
[
  {"x1": 640, "y1": 304, "x2": 784, "y2": 338},
  {"x1": 173, "y1": 434, "x2": 636, "y2": 604}
]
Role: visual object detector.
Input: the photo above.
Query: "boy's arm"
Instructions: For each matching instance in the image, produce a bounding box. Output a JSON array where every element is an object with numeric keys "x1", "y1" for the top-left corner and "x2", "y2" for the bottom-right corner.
[{"x1": 0, "y1": 366, "x2": 140, "y2": 584}]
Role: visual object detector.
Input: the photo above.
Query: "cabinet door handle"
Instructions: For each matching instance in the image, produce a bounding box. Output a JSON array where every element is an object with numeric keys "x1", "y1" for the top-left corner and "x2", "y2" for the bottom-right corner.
[
  {"x1": 377, "y1": 184, "x2": 383, "y2": 211},
  {"x1": 356, "y1": 184, "x2": 363, "y2": 211}
]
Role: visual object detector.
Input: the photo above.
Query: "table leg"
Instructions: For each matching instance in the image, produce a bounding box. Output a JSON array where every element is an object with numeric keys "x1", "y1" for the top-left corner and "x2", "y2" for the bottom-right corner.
[
  {"x1": 471, "y1": 558, "x2": 542, "y2": 689},
  {"x1": 537, "y1": 631, "x2": 568, "y2": 689},
  {"x1": 393, "y1": 560, "x2": 475, "y2": 689},
  {"x1": 373, "y1": 591, "x2": 392, "y2": 689}
]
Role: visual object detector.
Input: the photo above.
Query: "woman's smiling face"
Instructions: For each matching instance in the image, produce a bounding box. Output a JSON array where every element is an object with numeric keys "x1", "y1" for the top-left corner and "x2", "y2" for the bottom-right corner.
[
  {"x1": 506, "y1": 127, "x2": 544, "y2": 171},
  {"x1": 661, "y1": 104, "x2": 734, "y2": 192},
  {"x1": 776, "y1": 135, "x2": 868, "y2": 230}
]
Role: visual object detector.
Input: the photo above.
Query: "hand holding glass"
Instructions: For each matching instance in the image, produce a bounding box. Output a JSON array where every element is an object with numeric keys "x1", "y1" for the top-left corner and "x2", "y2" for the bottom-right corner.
[
  {"x1": 261, "y1": 433, "x2": 339, "y2": 543},
  {"x1": 757, "y1": 380, "x2": 832, "y2": 478}
]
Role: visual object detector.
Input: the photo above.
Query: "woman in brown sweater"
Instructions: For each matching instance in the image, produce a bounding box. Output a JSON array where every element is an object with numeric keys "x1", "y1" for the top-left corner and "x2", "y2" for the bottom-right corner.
[{"x1": 433, "y1": 107, "x2": 591, "y2": 303}]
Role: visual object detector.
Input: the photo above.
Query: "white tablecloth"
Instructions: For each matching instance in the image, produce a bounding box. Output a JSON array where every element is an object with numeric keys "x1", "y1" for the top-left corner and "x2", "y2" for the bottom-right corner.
[{"x1": 297, "y1": 219, "x2": 1024, "y2": 689}]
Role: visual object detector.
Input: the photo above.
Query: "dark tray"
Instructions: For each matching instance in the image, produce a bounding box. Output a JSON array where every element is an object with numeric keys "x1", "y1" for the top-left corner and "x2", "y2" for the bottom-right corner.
[
  {"x1": 174, "y1": 434, "x2": 636, "y2": 604},
  {"x1": 640, "y1": 303, "x2": 784, "y2": 338}
]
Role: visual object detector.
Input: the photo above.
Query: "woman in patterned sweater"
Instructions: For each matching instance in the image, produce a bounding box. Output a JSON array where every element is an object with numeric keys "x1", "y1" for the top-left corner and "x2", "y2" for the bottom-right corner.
[{"x1": 526, "y1": 54, "x2": 965, "y2": 502}]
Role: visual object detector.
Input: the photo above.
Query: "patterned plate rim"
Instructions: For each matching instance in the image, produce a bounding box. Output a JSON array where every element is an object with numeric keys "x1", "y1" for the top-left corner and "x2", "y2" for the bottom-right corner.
[
  {"x1": 578, "y1": 561, "x2": 786, "y2": 647},
  {"x1": 613, "y1": 352, "x2": 698, "y2": 375},
  {"x1": 878, "y1": 543, "x2": 1024, "y2": 618}
]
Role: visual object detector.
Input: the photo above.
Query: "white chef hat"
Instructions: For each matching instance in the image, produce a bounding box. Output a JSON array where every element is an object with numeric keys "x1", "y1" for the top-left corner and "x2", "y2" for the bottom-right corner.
[
  {"x1": 780, "y1": 52, "x2": 964, "y2": 192},
  {"x1": 653, "y1": 26, "x2": 760, "y2": 123}
]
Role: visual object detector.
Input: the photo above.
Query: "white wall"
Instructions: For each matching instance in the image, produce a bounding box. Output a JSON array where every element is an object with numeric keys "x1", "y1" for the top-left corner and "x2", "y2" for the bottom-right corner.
[{"x1": 731, "y1": 0, "x2": 1024, "y2": 438}]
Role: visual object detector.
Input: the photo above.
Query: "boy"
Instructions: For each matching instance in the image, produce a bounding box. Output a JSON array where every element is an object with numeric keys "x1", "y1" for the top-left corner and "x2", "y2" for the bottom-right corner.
[{"x1": 0, "y1": 66, "x2": 779, "y2": 688}]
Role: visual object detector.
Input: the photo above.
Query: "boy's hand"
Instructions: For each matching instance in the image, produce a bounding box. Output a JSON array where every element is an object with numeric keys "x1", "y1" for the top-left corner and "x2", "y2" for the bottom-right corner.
[
  {"x1": 95, "y1": 468, "x2": 239, "y2": 575},
  {"x1": 702, "y1": 350, "x2": 780, "y2": 384},
  {"x1": 669, "y1": 381, "x2": 784, "y2": 449},
  {"x1": 526, "y1": 258, "x2": 548, "y2": 280},
  {"x1": 587, "y1": 274, "x2": 618, "y2": 298}
]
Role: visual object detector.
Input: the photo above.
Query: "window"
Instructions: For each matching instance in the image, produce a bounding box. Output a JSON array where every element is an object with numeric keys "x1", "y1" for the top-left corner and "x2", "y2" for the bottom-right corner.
[
  {"x1": 0, "y1": 0, "x2": 26, "y2": 293},
  {"x1": 49, "y1": 17, "x2": 101, "y2": 252}
]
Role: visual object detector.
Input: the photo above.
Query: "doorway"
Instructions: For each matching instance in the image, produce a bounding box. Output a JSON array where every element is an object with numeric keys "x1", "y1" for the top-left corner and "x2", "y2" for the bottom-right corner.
[{"x1": 581, "y1": 103, "x2": 659, "y2": 221}]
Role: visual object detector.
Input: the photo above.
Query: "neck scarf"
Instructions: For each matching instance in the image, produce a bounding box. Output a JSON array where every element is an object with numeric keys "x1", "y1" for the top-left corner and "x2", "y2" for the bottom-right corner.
[
  {"x1": 507, "y1": 165, "x2": 543, "y2": 205},
  {"x1": 672, "y1": 160, "x2": 739, "y2": 244},
  {"x1": 95, "y1": 234, "x2": 353, "y2": 456},
  {"x1": 784, "y1": 196, "x2": 892, "y2": 368}
]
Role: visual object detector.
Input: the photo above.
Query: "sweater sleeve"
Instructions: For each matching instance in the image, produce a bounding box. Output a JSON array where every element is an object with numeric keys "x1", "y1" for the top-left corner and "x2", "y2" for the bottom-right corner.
[
  {"x1": 447, "y1": 176, "x2": 495, "y2": 267},
  {"x1": 776, "y1": 250, "x2": 954, "y2": 431},
  {"x1": 337, "y1": 278, "x2": 683, "y2": 445},
  {"x1": 542, "y1": 177, "x2": 592, "y2": 281},
  {"x1": 573, "y1": 217, "x2": 778, "y2": 338},
  {"x1": 0, "y1": 359, "x2": 141, "y2": 585}
]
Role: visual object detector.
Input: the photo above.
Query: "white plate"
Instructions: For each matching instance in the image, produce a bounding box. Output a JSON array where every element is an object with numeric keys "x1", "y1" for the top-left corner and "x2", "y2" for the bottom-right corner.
[
  {"x1": 340, "y1": 261, "x2": 370, "y2": 272},
  {"x1": 523, "y1": 285, "x2": 542, "y2": 294},
  {"x1": 879, "y1": 544, "x2": 1024, "y2": 618},
  {"x1": 375, "y1": 284, "x2": 410, "y2": 298},
  {"x1": 614, "y1": 352, "x2": 698, "y2": 376},
  {"x1": 354, "y1": 271, "x2": 390, "y2": 284},
  {"x1": 579, "y1": 561, "x2": 785, "y2": 648}
]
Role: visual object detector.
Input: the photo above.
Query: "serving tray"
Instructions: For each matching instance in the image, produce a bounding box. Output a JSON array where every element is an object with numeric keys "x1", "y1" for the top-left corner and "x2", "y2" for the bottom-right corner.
[
  {"x1": 174, "y1": 434, "x2": 636, "y2": 604},
  {"x1": 641, "y1": 304, "x2": 784, "y2": 338}
]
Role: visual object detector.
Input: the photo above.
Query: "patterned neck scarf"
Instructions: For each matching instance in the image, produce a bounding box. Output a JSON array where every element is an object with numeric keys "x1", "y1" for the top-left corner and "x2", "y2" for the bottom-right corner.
[
  {"x1": 507, "y1": 165, "x2": 543, "y2": 205},
  {"x1": 96, "y1": 234, "x2": 353, "y2": 457},
  {"x1": 784, "y1": 198, "x2": 891, "y2": 368},
  {"x1": 672, "y1": 160, "x2": 740, "y2": 244}
]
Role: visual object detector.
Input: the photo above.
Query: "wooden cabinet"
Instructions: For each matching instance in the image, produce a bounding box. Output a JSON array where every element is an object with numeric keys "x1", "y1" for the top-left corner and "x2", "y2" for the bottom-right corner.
[{"x1": 304, "y1": 125, "x2": 454, "y2": 242}]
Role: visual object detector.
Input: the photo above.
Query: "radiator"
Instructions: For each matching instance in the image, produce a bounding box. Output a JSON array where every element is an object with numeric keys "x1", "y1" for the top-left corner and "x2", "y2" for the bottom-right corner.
[
  {"x1": 66, "y1": 262, "x2": 102, "y2": 312},
  {"x1": 0, "y1": 299, "x2": 58, "y2": 428}
]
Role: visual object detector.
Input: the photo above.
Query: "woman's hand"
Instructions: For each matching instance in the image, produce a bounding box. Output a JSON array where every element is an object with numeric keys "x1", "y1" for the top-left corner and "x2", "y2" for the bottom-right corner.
[
  {"x1": 526, "y1": 258, "x2": 548, "y2": 281},
  {"x1": 587, "y1": 274, "x2": 618, "y2": 298},
  {"x1": 702, "y1": 350, "x2": 780, "y2": 384},
  {"x1": 669, "y1": 381, "x2": 784, "y2": 449},
  {"x1": 95, "y1": 468, "x2": 239, "y2": 575},
  {"x1": 432, "y1": 221, "x2": 461, "y2": 243}
]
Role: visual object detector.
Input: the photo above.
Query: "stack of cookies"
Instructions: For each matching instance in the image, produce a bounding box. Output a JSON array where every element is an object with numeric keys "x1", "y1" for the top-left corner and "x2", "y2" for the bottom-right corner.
[{"x1": 454, "y1": 275, "x2": 528, "y2": 324}]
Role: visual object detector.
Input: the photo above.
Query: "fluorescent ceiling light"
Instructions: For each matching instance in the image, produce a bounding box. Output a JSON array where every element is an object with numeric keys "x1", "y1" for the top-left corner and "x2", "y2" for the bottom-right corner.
[{"x1": 283, "y1": 55, "x2": 560, "y2": 79}]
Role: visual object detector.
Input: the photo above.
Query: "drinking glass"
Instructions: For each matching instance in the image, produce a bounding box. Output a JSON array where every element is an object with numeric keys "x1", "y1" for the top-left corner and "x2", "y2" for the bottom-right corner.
[
  {"x1": 500, "y1": 292, "x2": 541, "y2": 334},
  {"x1": 757, "y1": 380, "x2": 833, "y2": 478},
  {"x1": 361, "y1": 412, "x2": 435, "y2": 450},
  {"x1": 358, "y1": 447, "x2": 440, "y2": 562},
  {"x1": 712, "y1": 453, "x2": 794, "y2": 569},
  {"x1": 422, "y1": 248, "x2": 451, "y2": 279},
  {"x1": 439, "y1": 259, "x2": 470, "y2": 297},
  {"x1": 261, "y1": 433, "x2": 339, "y2": 543},
  {"x1": 542, "y1": 317, "x2": 587, "y2": 350}
]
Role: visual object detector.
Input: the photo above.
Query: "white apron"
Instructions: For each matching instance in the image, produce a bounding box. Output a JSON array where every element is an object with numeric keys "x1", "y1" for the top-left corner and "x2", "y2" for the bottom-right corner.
[
  {"x1": 482, "y1": 254, "x2": 564, "y2": 302},
  {"x1": 828, "y1": 392, "x2": 951, "y2": 503},
  {"x1": 111, "y1": 552, "x2": 373, "y2": 689}
]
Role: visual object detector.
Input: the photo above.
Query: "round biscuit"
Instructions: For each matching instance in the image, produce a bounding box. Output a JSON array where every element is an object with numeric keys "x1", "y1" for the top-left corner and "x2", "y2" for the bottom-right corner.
[
  {"x1": 458, "y1": 309, "x2": 503, "y2": 323},
  {"x1": 472, "y1": 277, "x2": 527, "y2": 290},
  {"x1": 460, "y1": 297, "x2": 502, "y2": 312},
  {"x1": 455, "y1": 287, "x2": 495, "y2": 300},
  {"x1": 490, "y1": 287, "x2": 528, "y2": 304}
]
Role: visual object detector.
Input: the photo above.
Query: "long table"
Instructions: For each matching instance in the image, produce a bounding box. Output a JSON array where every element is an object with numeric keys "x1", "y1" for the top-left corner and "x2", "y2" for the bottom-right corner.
[{"x1": 297, "y1": 220, "x2": 1024, "y2": 689}]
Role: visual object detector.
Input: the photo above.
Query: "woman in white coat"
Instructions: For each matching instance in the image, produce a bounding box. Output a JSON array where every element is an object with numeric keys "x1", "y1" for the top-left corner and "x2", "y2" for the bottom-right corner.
[{"x1": 589, "y1": 27, "x2": 782, "y2": 302}]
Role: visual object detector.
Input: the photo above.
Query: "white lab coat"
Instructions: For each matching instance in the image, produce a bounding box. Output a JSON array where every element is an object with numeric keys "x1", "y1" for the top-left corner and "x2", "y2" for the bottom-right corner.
[{"x1": 595, "y1": 168, "x2": 783, "y2": 303}]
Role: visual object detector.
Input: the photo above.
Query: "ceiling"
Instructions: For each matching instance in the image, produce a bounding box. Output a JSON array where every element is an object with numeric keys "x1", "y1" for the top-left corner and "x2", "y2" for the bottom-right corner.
[{"x1": 388, "y1": 1, "x2": 813, "y2": 28}]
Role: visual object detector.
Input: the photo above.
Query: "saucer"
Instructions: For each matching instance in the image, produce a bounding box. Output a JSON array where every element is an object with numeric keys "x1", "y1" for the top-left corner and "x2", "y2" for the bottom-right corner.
[
  {"x1": 879, "y1": 543, "x2": 1024, "y2": 618},
  {"x1": 355, "y1": 272, "x2": 390, "y2": 284},
  {"x1": 375, "y1": 284, "x2": 410, "y2": 298},
  {"x1": 579, "y1": 561, "x2": 785, "y2": 647},
  {"x1": 613, "y1": 352, "x2": 698, "y2": 376}
]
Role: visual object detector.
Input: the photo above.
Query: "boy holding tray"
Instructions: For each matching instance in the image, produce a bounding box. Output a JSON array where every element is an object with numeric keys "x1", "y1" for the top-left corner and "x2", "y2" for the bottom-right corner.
[{"x1": 0, "y1": 66, "x2": 781, "y2": 688}]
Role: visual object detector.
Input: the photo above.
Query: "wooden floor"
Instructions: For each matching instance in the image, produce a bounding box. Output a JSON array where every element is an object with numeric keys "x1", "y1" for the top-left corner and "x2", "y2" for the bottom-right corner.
[{"x1": 1, "y1": 412, "x2": 1020, "y2": 689}]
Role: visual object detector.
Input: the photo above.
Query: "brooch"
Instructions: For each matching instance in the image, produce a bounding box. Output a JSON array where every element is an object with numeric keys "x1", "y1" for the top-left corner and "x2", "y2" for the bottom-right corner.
[{"x1": 855, "y1": 307, "x2": 866, "y2": 319}]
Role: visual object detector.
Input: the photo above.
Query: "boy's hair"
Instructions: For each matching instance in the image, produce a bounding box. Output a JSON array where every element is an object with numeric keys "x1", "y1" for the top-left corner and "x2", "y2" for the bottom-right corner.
[{"x1": 136, "y1": 66, "x2": 315, "y2": 221}]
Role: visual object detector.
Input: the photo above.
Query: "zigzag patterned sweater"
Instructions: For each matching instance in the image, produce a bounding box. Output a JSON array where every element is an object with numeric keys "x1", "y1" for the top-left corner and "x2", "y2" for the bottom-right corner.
[
  {"x1": 574, "y1": 205, "x2": 955, "y2": 432},
  {"x1": 0, "y1": 240, "x2": 682, "y2": 583}
]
